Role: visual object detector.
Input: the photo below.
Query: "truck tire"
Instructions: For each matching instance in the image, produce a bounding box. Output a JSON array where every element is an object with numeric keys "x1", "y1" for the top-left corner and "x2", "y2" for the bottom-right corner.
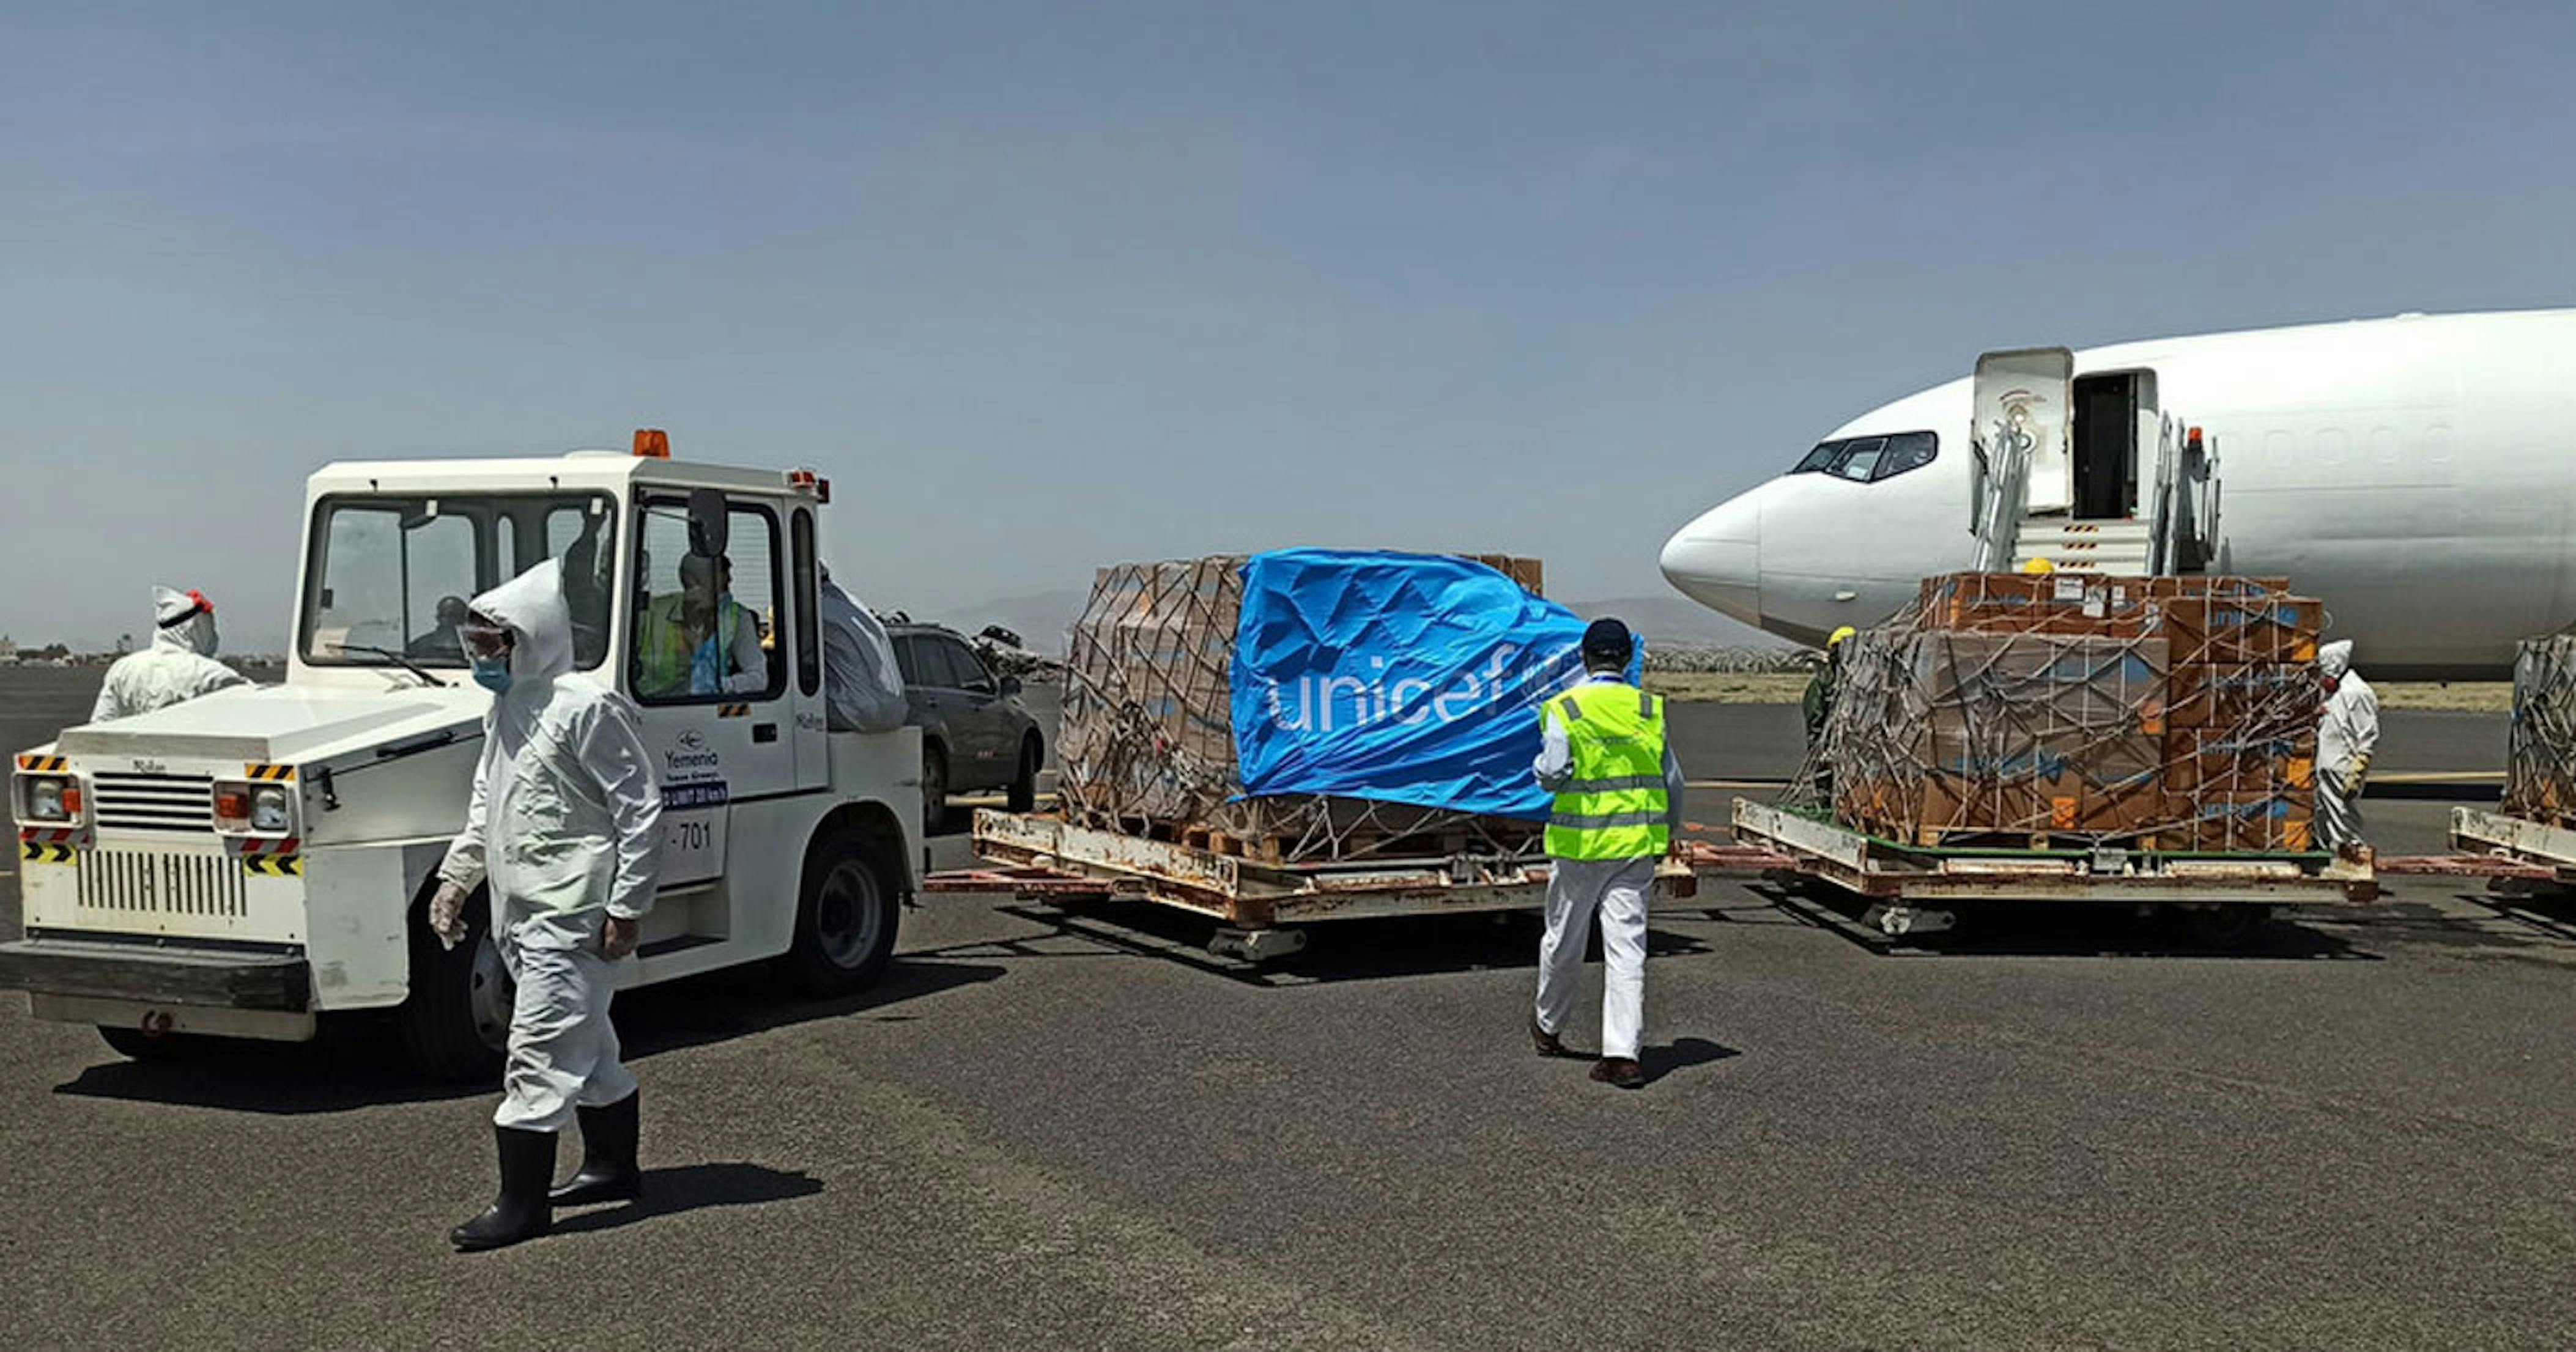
[
  {"x1": 396, "y1": 888, "x2": 511, "y2": 1082},
  {"x1": 1007, "y1": 736, "x2": 1040, "y2": 813},
  {"x1": 786, "y1": 827, "x2": 903, "y2": 997}
]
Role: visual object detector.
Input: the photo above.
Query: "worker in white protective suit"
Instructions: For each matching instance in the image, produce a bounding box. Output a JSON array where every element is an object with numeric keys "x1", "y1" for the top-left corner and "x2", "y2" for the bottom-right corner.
[
  {"x1": 2315, "y1": 640, "x2": 2380, "y2": 859},
  {"x1": 430, "y1": 560, "x2": 663, "y2": 1252},
  {"x1": 1530, "y1": 618, "x2": 1686, "y2": 1090},
  {"x1": 90, "y1": 587, "x2": 249, "y2": 722}
]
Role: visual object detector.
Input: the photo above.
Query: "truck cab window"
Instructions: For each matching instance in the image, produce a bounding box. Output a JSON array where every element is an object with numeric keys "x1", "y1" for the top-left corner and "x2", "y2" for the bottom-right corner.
[
  {"x1": 302, "y1": 493, "x2": 615, "y2": 670},
  {"x1": 631, "y1": 498, "x2": 786, "y2": 704}
]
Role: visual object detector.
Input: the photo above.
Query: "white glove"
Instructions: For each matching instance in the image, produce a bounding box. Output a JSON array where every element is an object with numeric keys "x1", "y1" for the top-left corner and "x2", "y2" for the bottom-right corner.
[{"x1": 429, "y1": 881, "x2": 470, "y2": 951}]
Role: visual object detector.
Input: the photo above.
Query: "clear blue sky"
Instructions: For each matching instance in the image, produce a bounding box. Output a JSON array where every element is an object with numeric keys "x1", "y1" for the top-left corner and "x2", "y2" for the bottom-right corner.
[{"x1": 5, "y1": 1, "x2": 2572, "y2": 650}]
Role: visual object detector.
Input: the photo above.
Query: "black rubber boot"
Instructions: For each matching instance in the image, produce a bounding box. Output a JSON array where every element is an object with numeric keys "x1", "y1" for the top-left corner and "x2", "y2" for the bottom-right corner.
[
  {"x1": 549, "y1": 1092, "x2": 643, "y2": 1206},
  {"x1": 450, "y1": 1126, "x2": 557, "y2": 1251}
]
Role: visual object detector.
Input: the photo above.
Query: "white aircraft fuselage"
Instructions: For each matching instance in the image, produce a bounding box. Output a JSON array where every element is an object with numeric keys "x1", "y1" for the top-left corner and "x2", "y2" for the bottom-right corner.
[{"x1": 1659, "y1": 309, "x2": 2576, "y2": 679}]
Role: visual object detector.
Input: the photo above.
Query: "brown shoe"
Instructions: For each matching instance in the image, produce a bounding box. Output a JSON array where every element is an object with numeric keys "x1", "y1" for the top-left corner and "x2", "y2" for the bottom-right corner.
[
  {"x1": 1531, "y1": 1019, "x2": 1571, "y2": 1058},
  {"x1": 1590, "y1": 1057, "x2": 1644, "y2": 1088}
]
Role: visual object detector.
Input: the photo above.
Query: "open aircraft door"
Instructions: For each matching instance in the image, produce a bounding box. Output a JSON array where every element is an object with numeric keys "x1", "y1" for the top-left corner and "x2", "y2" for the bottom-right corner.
[{"x1": 1968, "y1": 347, "x2": 2073, "y2": 568}]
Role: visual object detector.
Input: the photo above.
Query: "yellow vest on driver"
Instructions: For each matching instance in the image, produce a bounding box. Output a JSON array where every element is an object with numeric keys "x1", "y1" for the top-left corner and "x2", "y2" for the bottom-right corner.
[{"x1": 1542, "y1": 681, "x2": 1670, "y2": 860}]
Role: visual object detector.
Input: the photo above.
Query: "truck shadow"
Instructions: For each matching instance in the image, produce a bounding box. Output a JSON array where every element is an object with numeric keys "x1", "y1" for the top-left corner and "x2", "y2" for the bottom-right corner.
[
  {"x1": 993, "y1": 899, "x2": 1709, "y2": 989},
  {"x1": 1745, "y1": 882, "x2": 2378, "y2": 961},
  {"x1": 51, "y1": 956, "x2": 1005, "y2": 1115}
]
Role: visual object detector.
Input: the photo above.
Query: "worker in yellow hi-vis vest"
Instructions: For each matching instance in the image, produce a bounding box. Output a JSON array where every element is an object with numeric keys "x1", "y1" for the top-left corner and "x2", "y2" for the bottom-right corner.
[{"x1": 1530, "y1": 618, "x2": 1685, "y2": 1090}]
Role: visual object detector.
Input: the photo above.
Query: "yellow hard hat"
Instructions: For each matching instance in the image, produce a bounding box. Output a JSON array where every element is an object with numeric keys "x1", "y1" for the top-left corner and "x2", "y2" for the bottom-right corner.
[
  {"x1": 2019, "y1": 558, "x2": 2056, "y2": 575},
  {"x1": 1827, "y1": 626, "x2": 1857, "y2": 648}
]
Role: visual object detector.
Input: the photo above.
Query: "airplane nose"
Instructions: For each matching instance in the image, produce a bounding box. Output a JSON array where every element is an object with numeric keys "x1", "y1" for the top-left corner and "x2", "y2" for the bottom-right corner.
[{"x1": 1659, "y1": 493, "x2": 1762, "y2": 627}]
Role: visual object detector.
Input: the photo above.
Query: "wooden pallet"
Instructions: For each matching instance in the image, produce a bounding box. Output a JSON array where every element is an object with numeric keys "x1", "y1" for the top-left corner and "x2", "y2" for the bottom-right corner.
[{"x1": 1737, "y1": 800, "x2": 2374, "y2": 905}]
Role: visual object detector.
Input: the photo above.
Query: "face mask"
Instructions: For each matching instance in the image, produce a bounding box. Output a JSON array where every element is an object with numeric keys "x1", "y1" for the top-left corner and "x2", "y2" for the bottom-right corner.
[{"x1": 472, "y1": 655, "x2": 513, "y2": 694}]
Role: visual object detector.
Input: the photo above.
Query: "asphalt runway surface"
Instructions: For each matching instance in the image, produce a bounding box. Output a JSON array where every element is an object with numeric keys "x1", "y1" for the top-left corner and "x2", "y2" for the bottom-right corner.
[{"x1": 4, "y1": 668, "x2": 2573, "y2": 1350}]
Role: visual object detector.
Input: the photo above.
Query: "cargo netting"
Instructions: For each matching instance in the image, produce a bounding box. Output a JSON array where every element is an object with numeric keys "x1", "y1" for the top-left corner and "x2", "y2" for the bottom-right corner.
[
  {"x1": 1058, "y1": 555, "x2": 1549, "y2": 864},
  {"x1": 1793, "y1": 572, "x2": 2326, "y2": 852},
  {"x1": 2505, "y1": 635, "x2": 2576, "y2": 828}
]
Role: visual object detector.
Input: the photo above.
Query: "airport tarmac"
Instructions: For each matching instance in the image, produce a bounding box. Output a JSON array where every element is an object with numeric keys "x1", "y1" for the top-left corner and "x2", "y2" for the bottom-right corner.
[{"x1": 2, "y1": 668, "x2": 2572, "y2": 1350}]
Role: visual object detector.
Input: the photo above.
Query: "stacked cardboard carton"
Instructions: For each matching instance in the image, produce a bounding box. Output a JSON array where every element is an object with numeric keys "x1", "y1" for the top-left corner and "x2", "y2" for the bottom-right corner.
[
  {"x1": 1826, "y1": 572, "x2": 2323, "y2": 852},
  {"x1": 2503, "y1": 635, "x2": 2576, "y2": 827},
  {"x1": 1057, "y1": 554, "x2": 1546, "y2": 863}
]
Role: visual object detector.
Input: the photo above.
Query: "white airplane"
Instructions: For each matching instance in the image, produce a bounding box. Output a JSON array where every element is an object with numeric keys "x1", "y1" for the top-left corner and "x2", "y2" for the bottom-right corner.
[{"x1": 1659, "y1": 308, "x2": 2576, "y2": 679}]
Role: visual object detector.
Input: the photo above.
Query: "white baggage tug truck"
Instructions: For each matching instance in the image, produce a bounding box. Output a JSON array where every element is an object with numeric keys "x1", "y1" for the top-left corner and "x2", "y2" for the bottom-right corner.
[{"x1": 3, "y1": 432, "x2": 920, "y2": 1077}]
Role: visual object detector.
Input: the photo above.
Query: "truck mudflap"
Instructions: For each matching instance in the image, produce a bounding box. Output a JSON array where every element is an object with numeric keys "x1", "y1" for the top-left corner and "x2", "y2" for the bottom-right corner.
[{"x1": 0, "y1": 936, "x2": 313, "y2": 1011}]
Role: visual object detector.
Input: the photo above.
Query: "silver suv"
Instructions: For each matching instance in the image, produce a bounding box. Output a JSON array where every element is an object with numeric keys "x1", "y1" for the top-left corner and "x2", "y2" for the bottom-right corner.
[{"x1": 888, "y1": 622, "x2": 1044, "y2": 831}]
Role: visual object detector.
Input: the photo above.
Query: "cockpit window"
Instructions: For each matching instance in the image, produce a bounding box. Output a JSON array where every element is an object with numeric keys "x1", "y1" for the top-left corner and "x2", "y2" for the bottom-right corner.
[{"x1": 1791, "y1": 430, "x2": 1938, "y2": 483}]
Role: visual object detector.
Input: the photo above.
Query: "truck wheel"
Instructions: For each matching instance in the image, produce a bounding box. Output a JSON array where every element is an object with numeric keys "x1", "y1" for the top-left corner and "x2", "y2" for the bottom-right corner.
[
  {"x1": 1007, "y1": 737, "x2": 1040, "y2": 813},
  {"x1": 786, "y1": 828, "x2": 903, "y2": 997},
  {"x1": 396, "y1": 888, "x2": 511, "y2": 1082},
  {"x1": 921, "y1": 744, "x2": 952, "y2": 835},
  {"x1": 97, "y1": 1026, "x2": 208, "y2": 1062}
]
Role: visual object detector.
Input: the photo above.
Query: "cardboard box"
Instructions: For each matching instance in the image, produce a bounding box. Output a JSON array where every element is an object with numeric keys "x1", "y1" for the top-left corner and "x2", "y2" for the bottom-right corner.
[
  {"x1": 2161, "y1": 595, "x2": 2323, "y2": 667},
  {"x1": 2167, "y1": 662, "x2": 2318, "y2": 733},
  {"x1": 2174, "y1": 791, "x2": 2316, "y2": 853},
  {"x1": 2163, "y1": 728, "x2": 2317, "y2": 794}
]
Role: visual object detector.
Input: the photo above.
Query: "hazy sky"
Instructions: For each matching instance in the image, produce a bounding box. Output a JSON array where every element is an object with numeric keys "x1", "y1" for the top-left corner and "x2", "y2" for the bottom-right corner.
[{"x1": 6, "y1": 1, "x2": 2573, "y2": 650}]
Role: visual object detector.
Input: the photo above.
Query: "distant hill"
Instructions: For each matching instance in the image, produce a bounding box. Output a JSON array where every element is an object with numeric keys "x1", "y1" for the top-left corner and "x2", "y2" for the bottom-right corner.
[{"x1": 915, "y1": 588, "x2": 1092, "y2": 655}]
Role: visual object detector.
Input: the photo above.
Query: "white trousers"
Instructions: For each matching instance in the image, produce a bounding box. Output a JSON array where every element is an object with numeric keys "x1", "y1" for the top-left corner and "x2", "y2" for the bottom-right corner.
[
  {"x1": 2317, "y1": 771, "x2": 2365, "y2": 851},
  {"x1": 1534, "y1": 855, "x2": 1655, "y2": 1061},
  {"x1": 494, "y1": 933, "x2": 636, "y2": 1132}
]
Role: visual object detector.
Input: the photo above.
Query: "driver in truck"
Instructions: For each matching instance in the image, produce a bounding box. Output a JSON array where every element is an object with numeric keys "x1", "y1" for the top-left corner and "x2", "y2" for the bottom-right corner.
[
  {"x1": 637, "y1": 553, "x2": 768, "y2": 698},
  {"x1": 430, "y1": 559, "x2": 665, "y2": 1252}
]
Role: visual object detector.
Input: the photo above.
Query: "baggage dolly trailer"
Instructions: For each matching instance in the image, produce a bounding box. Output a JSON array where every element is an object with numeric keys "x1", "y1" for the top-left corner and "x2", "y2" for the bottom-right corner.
[
  {"x1": 2445, "y1": 807, "x2": 2576, "y2": 888},
  {"x1": 1731, "y1": 799, "x2": 2378, "y2": 943},
  {"x1": 936, "y1": 809, "x2": 1748, "y2": 963}
]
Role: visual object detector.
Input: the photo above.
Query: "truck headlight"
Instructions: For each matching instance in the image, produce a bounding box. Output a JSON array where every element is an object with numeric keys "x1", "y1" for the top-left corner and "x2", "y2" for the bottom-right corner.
[
  {"x1": 251, "y1": 785, "x2": 292, "y2": 833},
  {"x1": 22, "y1": 775, "x2": 76, "y2": 823},
  {"x1": 213, "y1": 779, "x2": 297, "y2": 837}
]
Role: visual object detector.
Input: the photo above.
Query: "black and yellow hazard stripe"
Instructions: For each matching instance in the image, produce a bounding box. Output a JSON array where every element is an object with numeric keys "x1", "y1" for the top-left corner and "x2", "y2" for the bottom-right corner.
[
  {"x1": 242, "y1": 854, "x2": 304, "y2": 877},
  {"x1": 15, "y1": 754, "x2": 67, "y2": 773},
  {"x1": 244, "y1": 763, "x2": 297, "y2": 782},
  {"x1": 717, "y1": 703, "x2": 750, "y2": 718},
  {"x1": 19, "y1": 841, "x2": 76, "y2": 865}
]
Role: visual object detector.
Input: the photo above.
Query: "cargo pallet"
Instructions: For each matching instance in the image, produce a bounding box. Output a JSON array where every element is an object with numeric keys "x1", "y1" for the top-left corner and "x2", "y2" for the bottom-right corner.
[
  {"x1": 1731, "y1": 799, "x2": 2377, "y2": 940},
  {"x1": 926, "y1": 809, "x2": 1734, "y2": 963}
]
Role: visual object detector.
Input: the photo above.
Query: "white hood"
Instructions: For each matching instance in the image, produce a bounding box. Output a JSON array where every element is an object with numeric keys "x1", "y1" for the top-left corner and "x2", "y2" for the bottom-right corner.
[
  {"x1": 2319, "y1": 640, "x2": 2354, "y2": 680},
  {"x1": 151, "y1": 585, "x2": 220, "y2": 659},
  {"x1": 470, "y1": 559, "x2": 576, "y2": 695}
]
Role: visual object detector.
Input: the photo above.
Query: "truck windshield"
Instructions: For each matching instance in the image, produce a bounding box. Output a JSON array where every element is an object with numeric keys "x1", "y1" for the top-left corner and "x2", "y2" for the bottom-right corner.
[{"x1": 302, "y1": 493, "x2": 618, "y2": 670}]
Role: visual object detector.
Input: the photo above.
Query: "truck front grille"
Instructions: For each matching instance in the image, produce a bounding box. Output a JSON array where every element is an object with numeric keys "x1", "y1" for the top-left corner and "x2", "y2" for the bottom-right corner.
[
  {"x1": 90, "y1": 772, "x2": 215, "y2": 833},
  {"x1": 76, "y1": 848, "x2": 248, "y2": 918}
]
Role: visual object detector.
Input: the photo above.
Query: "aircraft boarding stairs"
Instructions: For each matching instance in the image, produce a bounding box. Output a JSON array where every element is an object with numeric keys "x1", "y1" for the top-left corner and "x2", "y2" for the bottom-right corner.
[{"x1": 2012, "y1": 517, "x2": 2155, "y2": 575}]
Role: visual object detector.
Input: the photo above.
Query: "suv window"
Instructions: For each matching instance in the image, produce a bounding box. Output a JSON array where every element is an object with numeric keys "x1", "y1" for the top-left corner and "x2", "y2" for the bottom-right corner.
[{"x1": 942, "y1": 638, "x2": 994, "y2": 692}]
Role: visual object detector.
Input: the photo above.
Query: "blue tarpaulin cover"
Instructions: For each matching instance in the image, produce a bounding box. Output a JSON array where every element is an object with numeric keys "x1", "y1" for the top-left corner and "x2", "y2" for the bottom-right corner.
[{"x1": 1229, "y1": 549, "x2": 1632, "y2": 821}]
